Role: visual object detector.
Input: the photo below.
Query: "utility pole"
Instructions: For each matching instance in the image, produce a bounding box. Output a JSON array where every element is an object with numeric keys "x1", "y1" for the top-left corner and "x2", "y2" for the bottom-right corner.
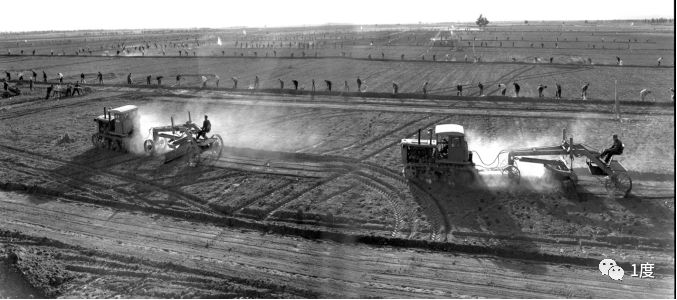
[{"x1": 614, "y1": 79, "x2": 620, "y2": 120}]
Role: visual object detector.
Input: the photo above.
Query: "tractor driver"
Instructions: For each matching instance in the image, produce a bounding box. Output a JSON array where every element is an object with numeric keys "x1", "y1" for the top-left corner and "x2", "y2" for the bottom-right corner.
[
  {"x1": 599, "y1": 134, "x2": 624, "y2": 164},
  {"x1": 439, "y1": 138, "x2": 449, "y2": 159},
  {"x1": 196, "y1": 115, "x2": 211, "y2": 140}
]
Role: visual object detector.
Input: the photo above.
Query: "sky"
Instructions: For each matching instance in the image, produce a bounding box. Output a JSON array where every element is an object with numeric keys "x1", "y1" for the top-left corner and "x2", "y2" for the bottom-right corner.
[{"x1": 2, "y1": 0, "x2": 674, "y2": 32}]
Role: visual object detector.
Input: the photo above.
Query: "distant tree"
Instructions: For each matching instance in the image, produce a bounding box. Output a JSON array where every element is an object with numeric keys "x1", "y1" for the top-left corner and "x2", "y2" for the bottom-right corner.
[
  {"x1": 524, "y1": 20, "x2": 529, "y2": 24},
  {"x1": 476, "y1": 14, "x2": 490, "y2": 27}
]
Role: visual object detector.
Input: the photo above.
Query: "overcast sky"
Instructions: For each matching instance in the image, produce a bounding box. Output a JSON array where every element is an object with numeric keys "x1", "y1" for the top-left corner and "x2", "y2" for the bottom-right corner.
[{"x1": 2, "y1": 0, "x2": 674, "y2": 32}]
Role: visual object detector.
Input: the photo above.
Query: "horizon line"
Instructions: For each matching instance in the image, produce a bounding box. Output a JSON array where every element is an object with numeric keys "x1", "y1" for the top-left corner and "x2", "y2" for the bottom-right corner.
[{"x1": 0, "y1": 18, "x2": 673, "y2": 34}]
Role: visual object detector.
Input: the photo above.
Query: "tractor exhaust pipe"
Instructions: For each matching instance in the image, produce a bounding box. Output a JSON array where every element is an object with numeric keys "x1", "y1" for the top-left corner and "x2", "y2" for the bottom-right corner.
[
  {"x1": 188, "y1": 111, "x2": 191, "y2": 123},
  {"x1": 171, "y1": 116, "x2": 175, "y2": 134},
  {"x1": 417, "y1": 129, "x2": 421, "y2": 145},
  {"x1": 428, "y1": 128, "x2": 433, "y2": 145}
]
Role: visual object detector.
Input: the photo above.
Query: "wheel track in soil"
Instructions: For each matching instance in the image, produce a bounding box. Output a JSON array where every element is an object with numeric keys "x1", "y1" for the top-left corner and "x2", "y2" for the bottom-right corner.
[
  {"x1": 3, "y1": 203, "x2": 380, "y2": 298},
  {"x1": 318, "y1": 114, "x2": 431, "y2": 155},
  {"x1": 0, "y1": 156, "x2": 163, "y2": 210},
  {"x1": 224, "y1": 114, "x2": 451, "y2": 238},
  {"x1": 5, "y1": 199, "x2": 671, "y2": 298},
  {"x1": 0, "y1": 144, "x2": 217, "y2": 216},
  {"x1": 1, "y1": 230, "x2": 322, "y2": 298}
]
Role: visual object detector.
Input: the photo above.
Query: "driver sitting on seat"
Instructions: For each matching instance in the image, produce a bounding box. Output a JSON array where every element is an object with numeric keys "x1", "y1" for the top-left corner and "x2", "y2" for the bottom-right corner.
[
  {"x1": 440, "y1": 138, "x2": 449, "y2": 158},
  {"x1": 196, "y1": 115, "x2": 211, "y2": 140},
  {"x1": 599, "y1": 134, "x2": 624, "y2": 164}
]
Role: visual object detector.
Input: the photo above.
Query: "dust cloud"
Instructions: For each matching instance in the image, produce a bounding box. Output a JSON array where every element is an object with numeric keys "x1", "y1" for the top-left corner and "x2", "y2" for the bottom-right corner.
[
  {"x1": 465, "y1": 129, "x2": 566, "y2": 190},
  {"x1": 129, "y1": 100, "x2": 323, "y2": 155}
]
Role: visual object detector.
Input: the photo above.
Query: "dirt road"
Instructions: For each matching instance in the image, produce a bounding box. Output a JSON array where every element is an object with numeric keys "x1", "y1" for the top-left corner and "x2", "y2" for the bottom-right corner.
[{"x1": 1, "y1": 191, "x2": 673, "y2": 298}]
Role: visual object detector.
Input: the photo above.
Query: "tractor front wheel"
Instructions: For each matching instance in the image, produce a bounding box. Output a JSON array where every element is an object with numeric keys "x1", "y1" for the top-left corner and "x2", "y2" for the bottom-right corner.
[
  {"x1": 143, "y1": 139, "x2": 154, "y2": 153},
  {"x1": 502, "y1": 165, "x2": 521, "y2": 184}
]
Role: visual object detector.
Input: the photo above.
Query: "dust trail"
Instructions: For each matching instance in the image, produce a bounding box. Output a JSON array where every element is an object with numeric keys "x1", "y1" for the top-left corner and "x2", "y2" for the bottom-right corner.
[
  {"x1": 129, "y1": 100, "x2": 324, "y2": 155},
  {"x1": 465, "y1": 128, "x2": 565, "y2": 190}
]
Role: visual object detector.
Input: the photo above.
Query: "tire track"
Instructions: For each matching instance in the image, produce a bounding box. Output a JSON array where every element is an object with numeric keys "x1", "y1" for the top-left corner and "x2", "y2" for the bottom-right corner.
[{"x1": 0, "y1": 144, "x2": 217, "y2": 215}]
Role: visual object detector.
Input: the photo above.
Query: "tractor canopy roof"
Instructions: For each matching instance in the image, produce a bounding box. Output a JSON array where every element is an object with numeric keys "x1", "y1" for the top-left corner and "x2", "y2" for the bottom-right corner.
[
  {"x1": 110, "y1": 105, "x2": 138, "y2": 114},
  {"x1": 435, "y1": 124, "x2": 464, "y2": 136}
]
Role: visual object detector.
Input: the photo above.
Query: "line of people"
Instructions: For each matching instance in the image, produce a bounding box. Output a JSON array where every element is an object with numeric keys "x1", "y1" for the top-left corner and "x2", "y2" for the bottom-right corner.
[{"x1": 10, "y1": 69, "x2": 672, "y2": 102}]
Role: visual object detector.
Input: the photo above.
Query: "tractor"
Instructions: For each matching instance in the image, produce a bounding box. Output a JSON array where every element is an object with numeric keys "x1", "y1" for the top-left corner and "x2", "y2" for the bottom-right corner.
[
  {"x1": 92, "y1": 105, "x2": 139, "y2": 152},
  {"x1": 143, "y1": 112, "x2": 223, "y2": 166},
  {"x1": 400, "y1": 124, "x2": 477, "y2": 185}
]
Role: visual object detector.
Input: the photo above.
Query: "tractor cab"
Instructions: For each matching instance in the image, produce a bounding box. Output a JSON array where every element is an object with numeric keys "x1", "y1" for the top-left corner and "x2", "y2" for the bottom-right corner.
[
  {"x1": 95, "y1": 105, "x2": 138, "y2": 137},
  {"x1": 434, "y1": 124, "x2": 472, "y2": 164}
]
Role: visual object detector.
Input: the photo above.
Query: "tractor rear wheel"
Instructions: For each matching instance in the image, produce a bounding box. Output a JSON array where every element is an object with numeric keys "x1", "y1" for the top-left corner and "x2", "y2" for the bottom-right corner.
[
  {"x1": 605, "y1": 172, "x2": 632, "y2": 198},
  {"x1": 91, "y1": 134, "x2": 101, "y2": 148},
  {"x1": 200, "y1": 134, "x2": 224, "y2": 163}
]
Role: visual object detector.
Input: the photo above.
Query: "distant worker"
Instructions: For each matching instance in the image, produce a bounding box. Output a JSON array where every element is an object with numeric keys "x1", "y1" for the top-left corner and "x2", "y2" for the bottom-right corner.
[
  {"x1": 344, "y1": 80, "x2": 349, "y2": 92},
  {"x1": 45, "y1": 84, "x2": 53, "y2": 100},
  {"x1": 73, "y1": 82, "x2": 81, "y2": 96},
  {"x1": 456, "y1": 84, "x2": 462, "y2": 96},
  {"x1": 639, "y1": 89, "x2": 652, "y2": 101},
  {"x1": 311, "y1": 79, "x2": 315, "y2": 92},
  {"x1": 65, "y1": 83, "x2": 72, "y2": 97},
  {"x1": 232, "y1": 77, "x2": 238, "y2": 89},
  {"x1": 599, "y1": 134, "x2": 624, "y2": 164},
  {"x1": 537, "y1": 84, "x2": 547, "y2": 98},
  {"x1": 513, "y1": 82, "x2": 520, "y2": 97},
  {"x1": 81, "y1": 73, "x2": 85, "y2": 83},
  {"x1": 422, "y1": 81, "x2": 428, "y2": 95},
  {"x1": 555, "y1": 83, "x2": 562, "y2": 99},
  {"x1": 616, "y1": 56, "x2": 621, "y2": 65},
  {"x1": 356, "y1": 76, "x2": 362, "y2": 92},
  {"x1": 127, "y1": 73, "x2": 132, "y2": 84},
  {"x1": 498, "y1": 83, "x2": 507, "y2": 96},
  {"x1": 201, "y1": 76, "x2": 208, "y2": 88},
  {"x1": 254, "y1": 76, "x2": 259, "y2": 89},
  {"x1": 278, "y1": 79, "x2": 284, "y2": 89},
  {"x1": 657, "y1": 56, "x2": 663, "y2": 66},
  {"x1": 581, "y1": 82, "x2": 589, "y2": 100},
  {"x1": 176, "y1": 74, "x2": 181, "y2": 86},
  {"x1": 5, "y1": 71, "x2": 10, "y2": 81},
  {"x1": 293, "y1": 80, "x2": 299, "y2": 90},
  {"x1": 157, "y1": 76, "x2": 163, "y2": 85},
  {"x1": 146, "y1": 75, "x2": 152, "y2": 85},
  {"x1": 392, "y1": 82, "x2": 398, "y2": 94},
  {"x1": 97, "y1": 71, "x2": 103, "y2": 84},
  {"x1": 196, "y1": 115, "x2": 211, "y2": 140},
  {"x1": 549, "y1": 57, "x2": 553, "y2": 63},
  {"x1": 58, "y1": 73, "x2": 64, "y2": 84},
  {"x1": 42, "y1": 70, "x2": 47, "y2": 83},
  {"x1": 215, "y1": 75, "x2": 220, "y2": 88},
  {"x1": 325, "y1": 80, "x2": 332, "y2": 91},
  {"x1": 477, "y1": 82, "x2": 484, "y2": 96}
]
